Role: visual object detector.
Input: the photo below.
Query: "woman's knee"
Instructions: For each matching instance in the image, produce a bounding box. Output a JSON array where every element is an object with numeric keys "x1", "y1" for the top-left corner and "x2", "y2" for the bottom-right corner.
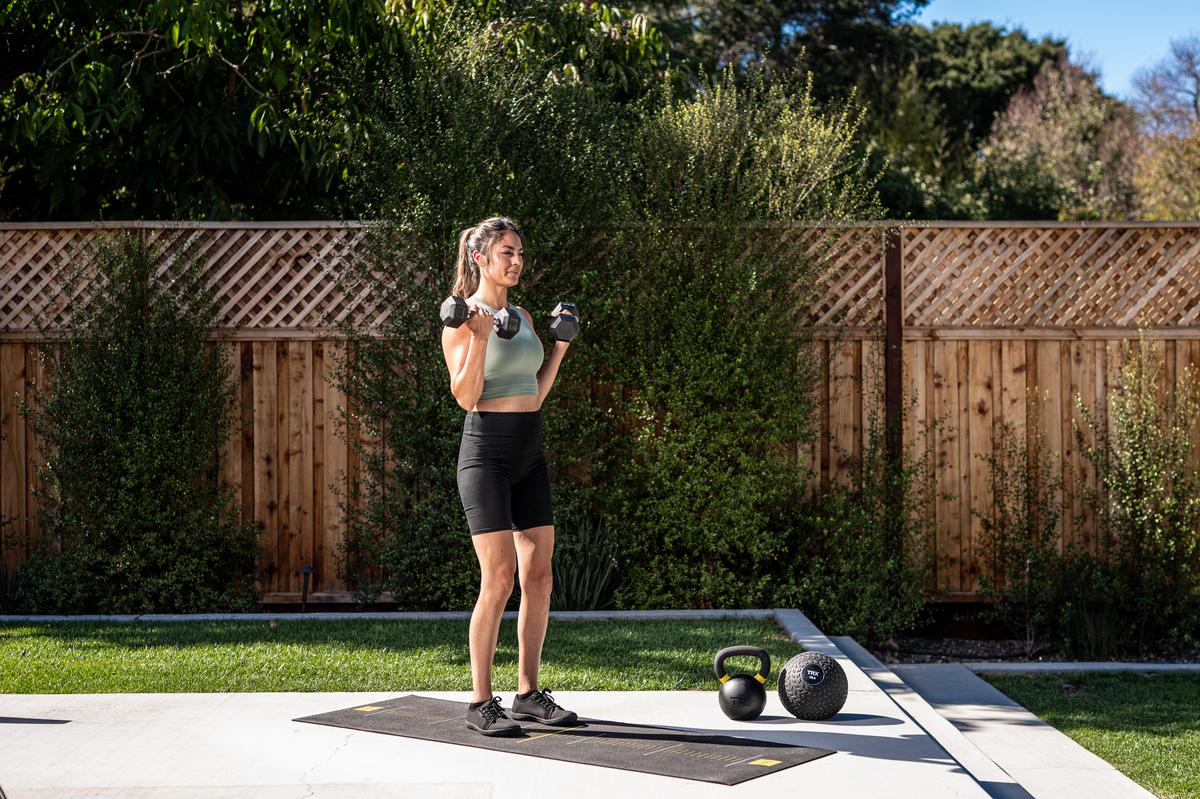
[
  {"x1": 519, "y1": 568, "x2": 553, "y2": 596},
  {"x1": 479, "y1": 571, "x2": 516, "y2": 600}
]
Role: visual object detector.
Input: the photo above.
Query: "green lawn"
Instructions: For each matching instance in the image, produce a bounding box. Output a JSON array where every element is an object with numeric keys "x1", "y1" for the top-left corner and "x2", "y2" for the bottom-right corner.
[
  {"x1": 0, "y1": 618, "x2": 803, "y2": 693},
  {"x1": 983, "y1": 672, "x2": 1200, "y2": 799}
]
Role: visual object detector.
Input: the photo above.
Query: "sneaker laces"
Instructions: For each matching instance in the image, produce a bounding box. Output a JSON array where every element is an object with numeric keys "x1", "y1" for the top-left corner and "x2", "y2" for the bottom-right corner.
[
  {"x1": 479, "y1": 696, "x2": 505, "y2": 724},
  {"x1": 530, "y1": 688, "x2": 559, "y2": 713}
]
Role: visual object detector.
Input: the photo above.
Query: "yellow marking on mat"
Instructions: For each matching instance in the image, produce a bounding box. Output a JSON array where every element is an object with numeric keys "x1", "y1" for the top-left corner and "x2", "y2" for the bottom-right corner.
[
  {"x1": 565, "y1": 732, "x2": 595, "y2": 745},
  {"x1": 671, "y1": 748, "x2": 738, "y2": 763},
  {"x1": 644, "y1": 742, "x2": 681, "y2": 756},
  {"x1": 749, "y1": 758, "x2": 782, "y2": 767},
  {"x1": 515, "y1": 727, "x2": 583, "y2": 744},
  {"x1": 357, "y1": 707, "x2": 441, "y2": 722}
]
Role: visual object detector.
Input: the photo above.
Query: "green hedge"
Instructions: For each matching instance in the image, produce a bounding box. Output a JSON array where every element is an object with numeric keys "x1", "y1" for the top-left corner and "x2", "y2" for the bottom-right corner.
[{"x1": 3, "y1": 231, "x2": 264, "y2": 614}]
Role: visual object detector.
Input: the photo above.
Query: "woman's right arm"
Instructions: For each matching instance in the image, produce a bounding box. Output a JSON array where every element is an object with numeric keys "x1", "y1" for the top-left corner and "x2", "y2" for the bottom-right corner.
[{"x1": 442, "y1": 308, "x2": 492, "y2": 410}]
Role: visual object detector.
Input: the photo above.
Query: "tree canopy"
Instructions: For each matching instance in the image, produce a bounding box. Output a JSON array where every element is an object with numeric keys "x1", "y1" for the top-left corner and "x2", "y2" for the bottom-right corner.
[
  {"x1": 0, "y1": 0, "x2": 668, "y2": 220},
  {"x1": 0, "y1": 1, "x2": 1184, "y2": 221}
]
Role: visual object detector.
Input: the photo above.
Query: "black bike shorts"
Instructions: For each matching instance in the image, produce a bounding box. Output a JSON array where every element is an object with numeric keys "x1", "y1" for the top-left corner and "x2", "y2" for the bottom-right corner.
[{"x1": 456, "y1": 410, "x2": 555, "y2": 535}]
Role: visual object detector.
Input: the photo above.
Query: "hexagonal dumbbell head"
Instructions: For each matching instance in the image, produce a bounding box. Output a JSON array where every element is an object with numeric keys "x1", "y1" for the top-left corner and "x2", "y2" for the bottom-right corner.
[
  {"x1": 550, "y1": 302, "x2": 579, "y2": 342},
  {"x1": 493, "y1": 304, "x2": 521, "y2": 339},
  {"x1": 440, "y1": 296, "x2": 471, "y2": 328}
]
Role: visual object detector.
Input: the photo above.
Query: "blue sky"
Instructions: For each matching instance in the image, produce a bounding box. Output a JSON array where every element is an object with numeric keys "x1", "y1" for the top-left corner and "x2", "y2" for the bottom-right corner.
[{"x1": 912, "y1": 0, "x2": 1200, "y2": 100}]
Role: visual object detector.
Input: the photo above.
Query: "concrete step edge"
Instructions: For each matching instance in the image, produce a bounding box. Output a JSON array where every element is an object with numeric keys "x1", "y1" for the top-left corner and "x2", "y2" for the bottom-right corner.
[{"x1": 831, "y1": 635, "x2": 1027, "y2": 797}]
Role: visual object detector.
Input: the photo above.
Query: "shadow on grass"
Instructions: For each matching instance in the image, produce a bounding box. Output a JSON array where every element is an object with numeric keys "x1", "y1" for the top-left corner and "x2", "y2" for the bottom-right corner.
[{"x1": 0, "y1": 618, "x2": 807, "y2": 690}]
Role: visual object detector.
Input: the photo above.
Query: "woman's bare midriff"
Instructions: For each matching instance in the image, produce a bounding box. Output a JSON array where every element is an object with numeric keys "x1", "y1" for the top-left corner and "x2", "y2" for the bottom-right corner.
[{"x1": 472, "y1": 394, "x2": 541, "y2": 412}]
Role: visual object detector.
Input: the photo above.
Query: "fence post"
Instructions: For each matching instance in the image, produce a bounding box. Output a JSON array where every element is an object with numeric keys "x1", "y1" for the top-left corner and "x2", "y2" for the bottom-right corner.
[{"x1": 884, "y1": 228, "x2": 904, "y2": 466}]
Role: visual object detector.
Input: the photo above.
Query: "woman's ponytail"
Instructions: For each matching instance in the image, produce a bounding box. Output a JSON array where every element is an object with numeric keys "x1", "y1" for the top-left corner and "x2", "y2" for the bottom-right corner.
[{"x1": 452, "y1": 226, "x2": 479, "y2": 298}]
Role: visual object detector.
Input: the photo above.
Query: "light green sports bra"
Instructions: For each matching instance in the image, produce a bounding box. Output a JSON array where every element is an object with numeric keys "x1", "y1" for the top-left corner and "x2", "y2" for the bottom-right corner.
[{"x1": 472, "y1": 297, "x2": 544, "y2": 400}]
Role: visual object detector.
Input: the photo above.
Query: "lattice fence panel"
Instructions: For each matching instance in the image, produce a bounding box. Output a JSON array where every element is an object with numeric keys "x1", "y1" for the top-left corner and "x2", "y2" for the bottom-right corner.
[
  {"x1": 741, "y1": 224, "x2": 883, "y2": 327},
  {"x1": 1, "y1": 223, "x2": 890, "y2": 333},
  {"x1": 903, "y1": 226, "x2": 1200, "y2": 327},
  {"x1": 797, "y1": 225, "x2": 885, "y2": 327},
  {"x1": 0, "y1": 225, "x2": 400, "y2": 332}
]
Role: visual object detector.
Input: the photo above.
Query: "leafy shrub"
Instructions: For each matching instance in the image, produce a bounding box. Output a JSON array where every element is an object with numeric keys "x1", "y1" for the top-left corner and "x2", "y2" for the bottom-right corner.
[
  {"x1": 975, "y1": 335, "x2": 1200, "y2": 659},
  {"x1": 0, "y1": 553, "x2": 22, "y2": 613},
  {"x1": 324, "y1": 15, "x2": 628, "y2": 609},
  {"x1": 1049, "y1": 550, "x2": 1121, "y2": 659},
  {"x1": 548, "y1": 514, "x2": 621, "y2": 611},
  {"x1": 1074, "y1": 331, "x2": 1200, "y2": 654},
  {"x1": 10, "y1": 231, "x2": 264, "y2": 613},
  {"x1": 324, "y1": 11, "x2": 885, "y2": 611},
  {"x1": 601, "y1": 67, "x2": 881, "y2": 608},
  {"x1": 772, "y1": 381, "x2": 938, "y2": 641}
]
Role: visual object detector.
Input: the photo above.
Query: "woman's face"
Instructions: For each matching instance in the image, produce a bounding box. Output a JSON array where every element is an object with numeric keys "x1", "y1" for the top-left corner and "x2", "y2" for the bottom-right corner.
[{"x1": 474, "y1": 230, "x2": 524, "y2": 288}]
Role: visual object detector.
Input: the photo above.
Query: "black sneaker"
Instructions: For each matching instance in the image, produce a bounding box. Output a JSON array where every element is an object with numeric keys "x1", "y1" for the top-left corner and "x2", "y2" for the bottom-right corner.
[
  {"x1": 465, "y1": 695, "x2": 523, "y2": 737},
  {"x1": 508, "y1": 688, "x2": 579, "y2": 726}
]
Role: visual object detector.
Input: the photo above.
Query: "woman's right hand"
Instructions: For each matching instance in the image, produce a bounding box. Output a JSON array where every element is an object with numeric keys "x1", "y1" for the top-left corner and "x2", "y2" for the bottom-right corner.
[{"x1": 464, "y1": 304, "x2": 493, "y2": 339}]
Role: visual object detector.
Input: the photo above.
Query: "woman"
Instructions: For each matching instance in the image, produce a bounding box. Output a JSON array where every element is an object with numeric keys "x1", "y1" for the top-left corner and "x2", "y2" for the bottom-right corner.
[{"x1": 441, "y1": 215, "x2": 579, "y2": 737}]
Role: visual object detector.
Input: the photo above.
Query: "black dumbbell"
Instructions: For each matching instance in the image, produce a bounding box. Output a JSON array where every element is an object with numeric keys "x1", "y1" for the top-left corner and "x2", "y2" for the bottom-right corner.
[
  {"x1": 550, "y1": 302, "x2": 580, "y2": 342},
  {"x1": 439, "y1": 296, "x2": 521, "y2": 340}
]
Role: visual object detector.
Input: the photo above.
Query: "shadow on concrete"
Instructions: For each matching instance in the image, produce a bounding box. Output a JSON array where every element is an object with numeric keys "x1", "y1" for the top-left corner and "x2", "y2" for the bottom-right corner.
[
  {"x1": 561, "y1": 717, "x2": 970, "y2": 769},
  {"x1": 750, "y1": 712, "x2": 903, "y2": 726}
]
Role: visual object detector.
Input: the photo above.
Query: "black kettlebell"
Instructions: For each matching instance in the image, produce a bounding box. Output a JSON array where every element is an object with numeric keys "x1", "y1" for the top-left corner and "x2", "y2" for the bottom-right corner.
[{"x1": 713, "y1": 646, "x2": 771, "y2": 721}]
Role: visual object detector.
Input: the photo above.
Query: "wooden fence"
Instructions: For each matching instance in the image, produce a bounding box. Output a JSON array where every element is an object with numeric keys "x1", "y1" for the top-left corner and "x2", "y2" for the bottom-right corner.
[{"x1": 2, "y1": 221, "x2": 1199, "y2": 604}]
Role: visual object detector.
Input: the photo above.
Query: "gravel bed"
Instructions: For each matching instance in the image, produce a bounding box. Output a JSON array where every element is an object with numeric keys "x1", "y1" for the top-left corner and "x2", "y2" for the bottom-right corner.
[{"x1": 863, "y1": 637, "x2": 1200, "y2": 665}]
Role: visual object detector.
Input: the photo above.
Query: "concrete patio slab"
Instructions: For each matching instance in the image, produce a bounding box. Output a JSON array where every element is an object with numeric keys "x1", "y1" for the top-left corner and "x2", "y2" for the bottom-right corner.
[
  {"x1": 892, "y1": 663, "x2": 1157, "y2": 799},
  {"x1": 0, "y1": 688, "x2": 993, "y2": 799}
]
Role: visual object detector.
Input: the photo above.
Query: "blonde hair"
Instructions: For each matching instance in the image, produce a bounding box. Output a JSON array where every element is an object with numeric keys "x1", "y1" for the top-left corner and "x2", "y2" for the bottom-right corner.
[{"x1": 451, "y1": 216, "x2": 525, "y2": 298}]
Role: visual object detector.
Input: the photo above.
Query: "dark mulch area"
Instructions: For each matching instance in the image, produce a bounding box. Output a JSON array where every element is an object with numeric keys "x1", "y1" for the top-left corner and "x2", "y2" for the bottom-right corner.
[
  {"x1": 859, "y1": 604, "x2": 1200, "y2": 664},
  {"x1": 863, "y1": 637, "x2": 1200, "y2": 664}
]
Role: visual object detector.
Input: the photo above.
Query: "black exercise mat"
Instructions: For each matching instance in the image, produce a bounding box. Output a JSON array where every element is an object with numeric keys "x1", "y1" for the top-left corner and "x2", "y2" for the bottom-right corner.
[{"x1": 293, "y1": 694, "x2": 835, "y2": 786}]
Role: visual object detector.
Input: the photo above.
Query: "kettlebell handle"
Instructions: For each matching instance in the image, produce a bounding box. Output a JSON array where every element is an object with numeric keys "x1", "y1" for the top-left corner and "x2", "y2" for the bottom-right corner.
[{"x1": 714, "y1": 646, "x2": 771, "y2": 684}]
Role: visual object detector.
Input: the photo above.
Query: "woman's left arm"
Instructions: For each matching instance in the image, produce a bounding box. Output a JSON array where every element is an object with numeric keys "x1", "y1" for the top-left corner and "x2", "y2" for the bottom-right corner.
[{"x1": 536, "y1": 340, "x2": 570, "y2": 406}]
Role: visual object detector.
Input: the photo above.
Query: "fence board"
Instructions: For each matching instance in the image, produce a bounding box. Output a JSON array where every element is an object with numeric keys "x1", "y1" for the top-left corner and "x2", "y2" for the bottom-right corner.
[
  {"x1": 829, "y1": 340, "x2": 861, "y2": 486},
  {"x1": 1187, "y1": 341, "x2": 1200, "y2": 491},
  {"x1": 966, "y1": 340, "x2": 995, "y2": 595},
  {"x1": 319, "y1": 340, "x2": 350, "y2": 595},
  {"x1": 932, "y1": 341, "x2": 960, "y2": 593},
  {"x1": 799, "y1": 340, "x2": 822, "y2": 497},
  {"x1": 219, "y1": 342, "x2": 243, "y2": 525},
  {"x1": 901, "y1": 339, "x2": 936, "y2": 592},
  {"x1": 1076, "y1": 340, "x2": 1102, "y2": 554},
  {"x1": 954, "y1": 341, "x2": 972, "y2": 595},
  {"x1": 253, "y1": 342, "x2": 280, "y2": 589},
  {"x1": 26, "y1": 345, "x2": 48, "y2": 544},
  {"x1": 1037, "y1": 341, "x2": 1065, "y2": 552},
  {"x1": 1, "y1": 344, "x2": 26, "y2": 566}
]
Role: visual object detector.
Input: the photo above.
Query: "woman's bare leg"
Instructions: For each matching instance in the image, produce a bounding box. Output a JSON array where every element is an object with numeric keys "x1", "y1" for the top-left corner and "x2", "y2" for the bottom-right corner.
[
  {"x1": 469, "y1": 529, "x2": 517, "y2": 703},
  {"x1": 513, "y1": 525, "x2": 554, "y2": 694}
]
